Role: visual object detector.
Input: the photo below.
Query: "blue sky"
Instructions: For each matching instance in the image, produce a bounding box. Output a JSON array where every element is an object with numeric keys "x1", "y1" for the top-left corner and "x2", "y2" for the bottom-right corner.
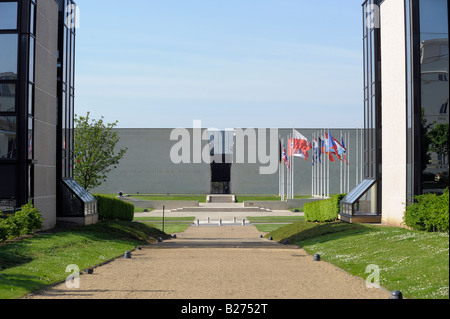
[{"x1": 74, "y1": 0, "x2": 364, "y2": 129}]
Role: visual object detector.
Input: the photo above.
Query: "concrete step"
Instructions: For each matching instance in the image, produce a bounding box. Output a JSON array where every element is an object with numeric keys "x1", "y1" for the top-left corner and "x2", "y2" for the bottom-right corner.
[
  {"x1": 207, "y1": 195, "x2": 236, "y2": 203},
  {"x1": 171, "y1": 206, "x2": 271, "y2": 213}
]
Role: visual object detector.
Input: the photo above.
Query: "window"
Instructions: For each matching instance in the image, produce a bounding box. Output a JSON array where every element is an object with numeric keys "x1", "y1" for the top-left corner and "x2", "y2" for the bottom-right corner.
[
  {"x1": 0, "y1": 2, "x2": 18, "y2": 30},
  {"x1": 0, "y1": 83, "x2": 15, "y2": 112},
  {"x1": 0, "y1": 34, "x2": 18, "y2": 80},
  {"x1": 418, "y1": 0, "x2": 449, "y2": 194},
  {"x1": 0, "y1": 116, "x2": 16, "y2": 159}
]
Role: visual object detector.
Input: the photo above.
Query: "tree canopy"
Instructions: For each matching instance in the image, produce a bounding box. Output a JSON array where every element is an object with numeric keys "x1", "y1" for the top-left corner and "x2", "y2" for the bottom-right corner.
[{"x1": 74, "y1": 112, "x2": 127, "y2": 191}]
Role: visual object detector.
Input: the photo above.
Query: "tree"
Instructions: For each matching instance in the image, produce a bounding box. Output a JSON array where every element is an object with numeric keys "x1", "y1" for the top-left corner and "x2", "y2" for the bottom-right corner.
[
  {"x1": 429, "y1": 123, "x2": 449, "y2": 159},
  {"x1": 74, "y1": 112, "x2": 127, "y2": 191}
]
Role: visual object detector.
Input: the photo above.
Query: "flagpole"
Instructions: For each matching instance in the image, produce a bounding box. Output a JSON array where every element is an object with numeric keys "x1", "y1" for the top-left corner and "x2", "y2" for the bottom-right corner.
[
  {"x1": 281, "y1": 139, "x2": 286, "y2": 202},
  {"x1": 347, "y1": 131, "x2": 350, "y2": 193},
  {"x1": 355, "y1": 129, "x2": 358, "y2": 187},
  {"x1": 340, "y1": 131, "x2": 343, "y2": 194},
  {"x1": 292, "y1": 128, "x2": 295, "y2": 199},
  {"x1": 311, "y1": 132, "x2": 314, "y2": 197},
  {"x1": 322, "y1": 129, "x2": 325, "y2": 198},
  {"x1": 327, "y1": 129, "x2": 330, "y2": 198},
  {"x1": 361, "y1": 127, "x2": 363, "y2": 183},
  {"x1": 279, "y1": 136, "x2": 281, "y2": 198}
]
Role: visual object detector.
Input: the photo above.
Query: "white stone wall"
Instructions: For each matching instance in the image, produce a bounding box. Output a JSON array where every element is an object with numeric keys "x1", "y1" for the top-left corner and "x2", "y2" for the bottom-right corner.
[{"x1": 380, "y1": 0, "x2": 407, "y2": 226}]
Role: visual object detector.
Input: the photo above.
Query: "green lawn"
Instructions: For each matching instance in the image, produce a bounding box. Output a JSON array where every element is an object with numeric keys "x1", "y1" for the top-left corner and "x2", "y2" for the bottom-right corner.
[
  {"x1": 248, "y1": 216, "x2": 305, "y2": 233},
  {"x1": 235, "y1": 194, "x2": 310, "y2": 203},
  {"x1": 134, "y1": 217, "x2": 195, "y2": 234},
  {"x1": 0, "y1": 221, "x2": 170, "y2": 299},
  {"x1": 267, "y1": 221, "x2": 449, "y2": 299},
  {"x1": 129, "y1": 195, "x2": 207, "y2": 202}
]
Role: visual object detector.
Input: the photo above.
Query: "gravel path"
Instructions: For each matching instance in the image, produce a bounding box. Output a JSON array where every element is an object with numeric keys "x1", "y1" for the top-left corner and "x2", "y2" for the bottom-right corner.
[{"x1": 26, "y1": 225, "x2": 391, "y2": 299}]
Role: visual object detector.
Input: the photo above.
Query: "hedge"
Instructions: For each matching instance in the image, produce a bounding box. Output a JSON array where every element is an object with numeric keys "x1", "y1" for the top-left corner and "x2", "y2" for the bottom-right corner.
[
  {"x1": 0, "y1": 204, "x2": 44, "y2": 243},
  {"x1": 404, "y1": 189, "x2": 449, "y2": 233},
  {"x1": 93, "y1": 194, "x2": 135, "y2": 222},
  {"x1": 304, "y1": 194, "x2": 347, "y2": 223}
]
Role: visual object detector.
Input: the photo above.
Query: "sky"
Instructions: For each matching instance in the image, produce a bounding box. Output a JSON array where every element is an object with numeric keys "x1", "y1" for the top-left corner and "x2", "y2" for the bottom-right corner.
[{"x1": 74, "y1": 0, "x2": 365, "y2": 130}]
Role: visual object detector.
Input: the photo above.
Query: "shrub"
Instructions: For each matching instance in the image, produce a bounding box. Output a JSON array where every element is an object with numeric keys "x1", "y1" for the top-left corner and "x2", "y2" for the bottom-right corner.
[
  {"x1": 404, "y1": 189, "x2": 449, "y2": 233},
  {"x1": 13, "y1": 204, "x2": 44, "y2": 236},
  {"x1": 93, "y1": 194, "x2": 134, "y2": 221},
  {"x1": 304, "y1": 194, "x2": 346, "y2": 223},
  {"x1": 0, "y1": 205, "x2": 43, "y2": 243}
]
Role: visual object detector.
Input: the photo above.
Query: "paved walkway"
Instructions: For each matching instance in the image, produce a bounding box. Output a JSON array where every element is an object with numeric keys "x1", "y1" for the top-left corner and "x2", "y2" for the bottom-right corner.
[{"x1": 27, "y1": 224, "x2": 392, "y2": 299}]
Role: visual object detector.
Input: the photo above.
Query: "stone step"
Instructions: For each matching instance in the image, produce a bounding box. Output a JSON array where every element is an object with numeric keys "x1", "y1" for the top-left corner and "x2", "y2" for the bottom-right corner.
[
  {"x1": 207, "y1": 195, "x2": 236, "y2": 203},
  {"x1": 171, "y1": 207, "x2": 271, "y2": 213}
]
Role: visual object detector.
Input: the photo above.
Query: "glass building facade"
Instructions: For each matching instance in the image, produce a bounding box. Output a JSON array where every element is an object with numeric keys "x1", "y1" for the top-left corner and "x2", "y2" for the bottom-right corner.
[
  {"x1": 343, "y1": 0, "x2": 448, "y2": 223},
  {"x1": 340, "y1": 0, "x2": 382, "y2": 221},
  {"x1": 406, "y1": 0, "x2": 449, "y2": 200},
  {"x1": 0, "y1": 0, "x2": 36, "y2": 210},
  {"x1": 1, "y1": 0, "x2": 96, "y2": 222}
]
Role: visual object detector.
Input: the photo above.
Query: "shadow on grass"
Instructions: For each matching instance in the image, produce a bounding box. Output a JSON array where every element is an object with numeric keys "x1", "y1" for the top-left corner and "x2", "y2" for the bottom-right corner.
[
  {"x1": 274, "y1": 221, "x2": 378, "y2": 246},
  {"x1": 0, "y1": 221, "x2": 171, "y2": 272}
]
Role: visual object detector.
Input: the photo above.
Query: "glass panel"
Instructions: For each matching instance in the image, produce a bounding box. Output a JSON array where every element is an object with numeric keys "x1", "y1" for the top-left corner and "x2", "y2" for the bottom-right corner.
[
  {"x1": 28, "y1": 117, "x2": 33, "y2": 159},
  {"x1": 355, "y1": 181, "x2": 377, "y2": 215},
  {"x1": 419, "y1": 0, "x2": 449, "y2": 194},
  {"x1": 0, "y1": 83, "x2": 15, "y2": 112},
  {"x1": 30, "y1": 2, "x2": 36, "y2": 35},
  {"x1": 29, "y1": 37, "x2": 35, "y2": 83},
  {"x1": 0, "y1": 34, "x2": 18, "y2": 80},
  {"x1": 0, "y1": 2, "x2": 18, "y2": 30},
  {"x1": 0, "y1": 165, "x2": 16, "y2": 199},
  {"x1": 0, "y1": 116, "x2": 17, "y2": 159},
  {"x1": 28, "y1": 83, "x2": 34, "y2": 115}
]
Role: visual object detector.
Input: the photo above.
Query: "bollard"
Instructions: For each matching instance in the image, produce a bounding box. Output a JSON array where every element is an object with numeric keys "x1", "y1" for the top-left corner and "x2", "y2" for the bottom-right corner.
[
  {"x1": 86, "y1": 268, "x2": 94, "y2": 274},
  {"x1": 208, "y1": 217, "x2": 210, "y2": 224},
  {"x1": 137, "y1": 246, "x2": 142, "y2": 250},
  {"x1": 313, "y1": 254, "x2": 321, "y2": 261},
  {"x1": 260, "y1": 235, "x2": 263, "y2": 238},
  {"x1": 124, "y1": 251, "x2": 131, "y2": 259},
  {"x1": 197, "y1": 219, "x2": 200, "y2": 226},
  {"x1": 219, "y1": 219, "x2": 222, "y2": 226},
  {"x1": 233, "y1": 217, "x2": 236, "y2": 223},
  {"x1": 158, "y1": 237, "x2": 163, "y2": 243},
  {"x1": 391, "y1": 291, "x2": 403, "y2": 299},
  {"x1": 284, "y1": 239, "x2": 289, "y2": 245},
  {"x1": 269, "y1": 237, "x2": 273, "y2": 241},
  {"x1": 173, "y1": 234, "x2": 177, "y2": 239}
]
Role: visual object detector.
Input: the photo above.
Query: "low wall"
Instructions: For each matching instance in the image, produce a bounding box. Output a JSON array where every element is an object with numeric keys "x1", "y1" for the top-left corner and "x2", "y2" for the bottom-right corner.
[
  {"x1": 57, "y1": 213, "x2": 99, "y2": 226},
  {"x1": 244, "y1": 198, "x2": 323, "y2": 210},
  {"x1": 121, "y1": 197, "x2": 199, "y2": 210}
]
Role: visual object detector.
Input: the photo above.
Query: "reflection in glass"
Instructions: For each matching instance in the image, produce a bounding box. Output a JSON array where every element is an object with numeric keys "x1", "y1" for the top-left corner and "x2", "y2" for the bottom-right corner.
[
  {"x1": 0, "y1": 2, "x2": 18, "y2": 30},
  {"x1": 419, "y1": 0, "x2": 449, "y2": 194},
  {"x1": 0, "y1": 83, "x2": 15, "y2": 112},
  {"x1": 0, "y1": 116, "x2": 17, "y2": 159},
  {"x1": 0, "y1": 34, "x2": 18, "y2": 80}
]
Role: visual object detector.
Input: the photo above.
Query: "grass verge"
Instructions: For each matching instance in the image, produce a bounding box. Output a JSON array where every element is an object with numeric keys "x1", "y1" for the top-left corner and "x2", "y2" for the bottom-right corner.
[
  {"x1": 248, "y1": 216, "x2": 305, "y2": 233},
  {"x1": 267, "y1": 221, "x2": 449, "y2": 299},
  {"x1": 129, "y1": 195, "x2": 207, "y2": 202},
  {"x1": 134, "y1": 217, "x2": 195, "y2": 234},
  {"x1": 0, "y1": 221, "x2": 170, "y2": 299}
]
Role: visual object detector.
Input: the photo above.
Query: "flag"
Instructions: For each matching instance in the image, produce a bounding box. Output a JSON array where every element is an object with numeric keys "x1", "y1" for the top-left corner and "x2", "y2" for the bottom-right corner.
[
  {"x1": 282, "y1": 144, "x2": 290, "y2": 169},
  {"x1": 279, "y1": 139, "x2": 282, "y2": 163},
  {"x1": 327, "y1": 131, "x2": 338, "y2": 155},
  {"x1": 341, "y1": 136, "x2": 349, "y2": 165},
  {"x1": 318, "y1": 137, "x2": 323, "y2": 163},
  {"x1": 329, "y1": 152, "x2": 335, "y2": 163},
  {"x1": 291, "y1": 129, "x2": 311, "y2": 160}
]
